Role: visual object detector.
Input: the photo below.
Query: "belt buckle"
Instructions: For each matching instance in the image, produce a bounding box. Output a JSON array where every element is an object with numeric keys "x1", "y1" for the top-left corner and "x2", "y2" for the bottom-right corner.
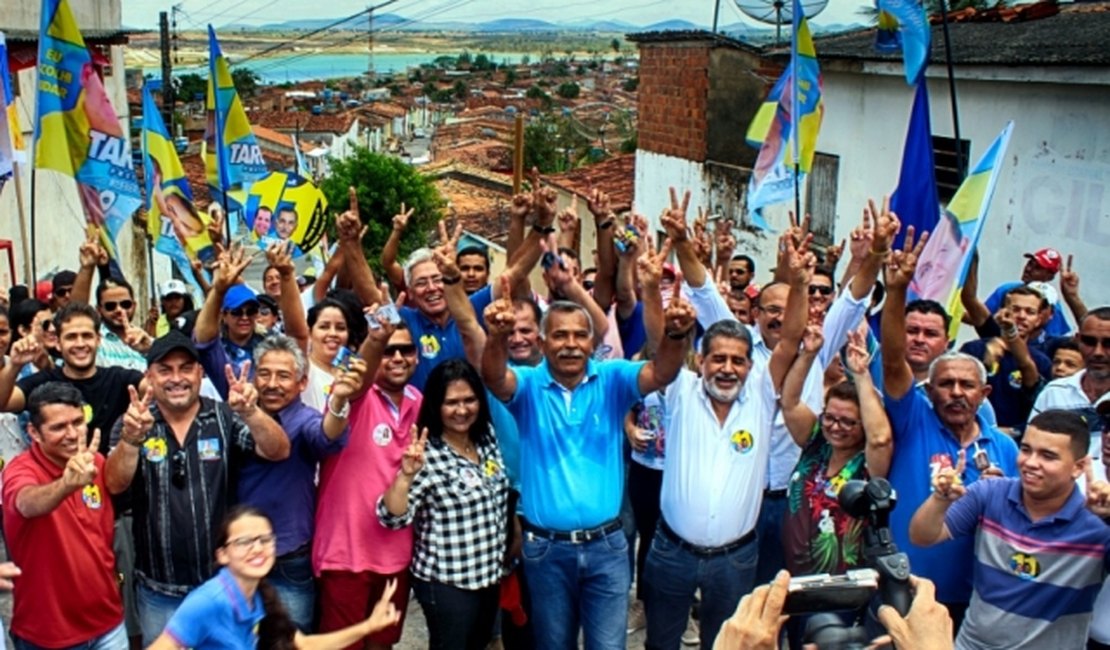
[{"x1": 570, "y1": 529, "x2": 583, "y2": 543}]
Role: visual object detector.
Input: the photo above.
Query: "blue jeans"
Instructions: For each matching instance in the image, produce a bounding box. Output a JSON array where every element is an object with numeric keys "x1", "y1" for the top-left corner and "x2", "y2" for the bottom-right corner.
[
  {"x1": 136, "y1": 583, "x2": 185, "y2": 648},
  {"x1": 522, "y1": 527, "x2": 630, "y2": 650},
  {"x1": 412, "y1": 578, "x2": 500, "y2": 650},
  {"x1": 755, "y1": 492, "x2": 788, "y2": 585},
  {"x1": 643, "y1": 524, "x2": 758, "y2": 650},
  {"x1": 269, "y1": 550, "x2": 316, "y2": 633},
  {"x1": 12, "y1": 621, "x2": 128, "y2": 650}
]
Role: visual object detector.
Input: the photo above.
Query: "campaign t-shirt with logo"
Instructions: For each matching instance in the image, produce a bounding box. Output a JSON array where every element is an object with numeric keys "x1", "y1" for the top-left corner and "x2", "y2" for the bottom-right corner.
[{"x1": 17, "y1": 366, "x2": 143, "y2": 455}]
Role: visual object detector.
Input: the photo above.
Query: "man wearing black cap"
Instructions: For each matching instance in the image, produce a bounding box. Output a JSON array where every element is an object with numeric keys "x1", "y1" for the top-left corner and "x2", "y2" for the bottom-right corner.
[
  {"x1": 50, "y1": 270, "x2": 77, "y2": 312},
  {"x1": 105, "y1": 329, "x2": 291, "y2": 646}
]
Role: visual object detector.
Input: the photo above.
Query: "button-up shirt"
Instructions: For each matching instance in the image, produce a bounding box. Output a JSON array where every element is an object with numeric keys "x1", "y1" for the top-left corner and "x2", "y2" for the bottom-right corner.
[
  {"x1": 1030, "y1": 370, "x2": 1110, "y2": 481},
  {"x1": 96, "y1": 324, "x2": 147, "y2": 371},
  {"x1": 661, "y1": 366, "x2": 778, "y2": 546}
]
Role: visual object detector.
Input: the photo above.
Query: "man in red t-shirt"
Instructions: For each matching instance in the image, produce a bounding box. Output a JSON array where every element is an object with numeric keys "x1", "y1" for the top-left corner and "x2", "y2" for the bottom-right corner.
[{"x1": 2, "y1": 382, "x2": 126, "y2": 648}]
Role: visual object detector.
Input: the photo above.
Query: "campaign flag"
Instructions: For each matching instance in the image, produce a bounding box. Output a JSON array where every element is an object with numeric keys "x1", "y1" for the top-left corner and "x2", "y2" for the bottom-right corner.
[
  {"x1": 745, "y1": 0, "x2": 824, "y2": 229},
  {"x1": 34, "y1": 0, "x2": 142, "y2": 256},
  {"x1": 243, "y1": 170, "x2": 328, "y2": 258},
  {"x1": 291, "y1": 131, "x2": 311, "y2": 178},
  {"x1": 142, "y1": 84, "x2": 214, "y2": 293},
  {"x1": 1, "y1": 32, "x2": 23, "y2": 192},
  {"x1": 875, "y1": 0, "x2": 931, "y2": 84},
  {"x1": 909, "y1": 122, "x2": 1014, "y2": 338},
  {"x1": 890, "y1": 81, "x2": 940, "y2": 251},
  {"x1": 203, "y1": 25, "x2": 267, "y2": 228}
]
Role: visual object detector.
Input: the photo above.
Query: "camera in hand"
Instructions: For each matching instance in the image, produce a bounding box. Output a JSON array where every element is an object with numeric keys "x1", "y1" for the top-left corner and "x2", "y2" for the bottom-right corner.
[{"x1": 785, "y1": 477, "x2": 913, "y2": 649}]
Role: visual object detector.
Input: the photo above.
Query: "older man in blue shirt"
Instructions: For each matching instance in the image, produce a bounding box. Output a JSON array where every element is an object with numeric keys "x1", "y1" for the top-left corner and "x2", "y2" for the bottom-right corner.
[
  {"x1": 482, "y1": 287, "x2": 697, "y2": 649},
  {"x1": 238, "y1": 334, "x2": 363, "y2": 631}
]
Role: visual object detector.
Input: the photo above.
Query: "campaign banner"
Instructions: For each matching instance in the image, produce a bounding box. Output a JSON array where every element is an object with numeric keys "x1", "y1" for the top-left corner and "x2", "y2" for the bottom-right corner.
[{"x1": 243, "y1": 171, "x2": 328, "y2": 258}]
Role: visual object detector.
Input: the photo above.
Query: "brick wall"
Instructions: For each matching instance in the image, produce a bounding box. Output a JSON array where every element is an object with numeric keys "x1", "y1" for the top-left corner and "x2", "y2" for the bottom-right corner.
[{"x1": 637, "y1": 43, "x2": 711, "y2": 162}]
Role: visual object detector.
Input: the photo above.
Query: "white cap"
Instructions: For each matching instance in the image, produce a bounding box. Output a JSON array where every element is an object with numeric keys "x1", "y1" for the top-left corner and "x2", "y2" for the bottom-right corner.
[
  {"x1": 160, "y1": 279, "x2": 188, "y2": 298},
  {"x1": 1025, "y1": 281, "x2": 1058, "y2": 306}
]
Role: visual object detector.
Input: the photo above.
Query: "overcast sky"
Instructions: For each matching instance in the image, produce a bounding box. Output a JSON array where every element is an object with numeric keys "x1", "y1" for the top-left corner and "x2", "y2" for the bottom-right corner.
[{"x1": 122, "y1": 0, "x2": 868, "y2": 32}]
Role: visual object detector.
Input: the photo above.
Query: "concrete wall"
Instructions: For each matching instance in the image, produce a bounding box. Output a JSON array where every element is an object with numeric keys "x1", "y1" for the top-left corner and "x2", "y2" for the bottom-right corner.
[{"x1": 819, "y1": 65, "x2": 1110, "y2": 311}]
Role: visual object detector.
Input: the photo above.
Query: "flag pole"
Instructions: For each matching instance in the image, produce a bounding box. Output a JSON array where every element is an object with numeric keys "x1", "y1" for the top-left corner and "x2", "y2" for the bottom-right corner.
[
  {"x1": 791, "y1": 0, "x2": 802, "y2": 222},
  {"x1": 27, "y1": 164, "x2": 36, "y2": 283},
  {"x1": 12, "y1": 161, "x2": 32, "y2": 284},
  {"x1": 936, "y1": 0, "x2": 965, "y2": 180}
]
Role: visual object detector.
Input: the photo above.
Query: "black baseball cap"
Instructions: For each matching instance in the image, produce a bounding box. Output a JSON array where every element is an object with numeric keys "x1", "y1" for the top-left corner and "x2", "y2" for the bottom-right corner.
[
  {"x1": 147, "y1": 330, "x2": 200, "y2": 364},
  {"x1": 53, "y1": 270, "x2": 77, "y2": 290}
]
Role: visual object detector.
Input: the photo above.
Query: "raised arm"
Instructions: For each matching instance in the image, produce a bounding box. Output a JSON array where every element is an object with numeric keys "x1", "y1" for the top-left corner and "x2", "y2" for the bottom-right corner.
[
  {"x1": 435, "y1": 242, "x2": 486, "y2": 369},
  {"x1": 1059, "y1": 254, "x2": 1087, "y2": 323},
  {"x1": 768, "y1": 229, "x2": 814, "y2": 392},
  {"x1": 224, "y1": 363, "x2": 290, "y2": 461},
  {"x1": 555, "y1": 194, "x2": 580, "y2": 252},
  {"x1": 481, "y1": 286, "x2": 520, "y2": 402},
  {"x1": 0, "y1": 338, "x2": 37, "y2": 413},
  {"x1": 614, "y1": 213, "x2": 647, "y2": 321},
  {"x1": 959, "y1": 253, "x2": 991, "y2": 327},
  {"x1": 636, "y1": 238, "x2": 671, "y2": 353},
  {"x1": 351, "y1": 311, "x2": 400, "y2": 403},
  {"x1": 16, "y1": 427, "x2": 100, "y2": 518},
  {"x1": 266, "y1": 241, "x2": 309, "y2": 351},
  {"x1": 313, "y1": 242, "x2": 344, "y2": 303},
  {"x1": 71, "y1": 228, "x2": 105, "y2": 306},
  {"x1": 881, "y1": 227, "x2": 930, "y2": 400},
  {"x1": 587, "y1": 188, "x2": 618, "y2": 313},
  {"x1": 845, "y1": 329, "x2": 892, "y2": 478},
  {"x1": 194, "y1": 244, "x2": 254, "y2": 345},
  {"x1": 660, "y1": 188, "x2": 707, "y2": 288},
  {"x1": 546, "y1": 250, "x2": 609, "y2": 346},
  {"x1": 105, "y1": 386, "x2": 155, "y2": 495},
  {"x1": 781, "y1": 325, "x2": 822, "y2": 447},
  {"x1": 381, "y1": 425, "x2": 428, "y2": 517},
  {"x1": 323, "y1": 358, "x2": 363, "y2": 440},
  {"x1": 909, "y1": 451, "x2": 966, "y2": 547},
  {"x1": 337, "y1": 187, "x2": 384, "y2": 308},
  {"x1": 380, "y1": 203, "x2": 410, "y2": 295},
  {"x1": 847, "y1": 197, "x2": 900, "y2": 301},
  {"x1": 637, "y1": 282, "x2": 697, "y2": 395}
]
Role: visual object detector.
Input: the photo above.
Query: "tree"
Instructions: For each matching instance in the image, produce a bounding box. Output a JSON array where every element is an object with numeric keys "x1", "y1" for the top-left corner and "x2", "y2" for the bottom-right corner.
[
  {"x1": 610, "y1": 37, "x2": 621, "y2": 53},
  {"x1": 504, "y1": 67, "x2": 518, "y2": 87},
  {"x1": 320, "y1": 147, "x2": 444, "y2": 275},
  {"x1": 473, "y1": 53, "x2": 493, "y2": 71},
  {"x1": 622, "y1": 76, "x2": 639, "y2": 92},
  {"x1": 523, "y1": 114, "x2": 591, "y2": 174},
  {"x1": 231, "y1": 67, "x2": 261, "y2": 97},
  {"x1": 556, "y1": 82, "x2": 580, "y2": 99},
  {"x1": 177, "y1": 73, "x2": 207, "y2": 103}
]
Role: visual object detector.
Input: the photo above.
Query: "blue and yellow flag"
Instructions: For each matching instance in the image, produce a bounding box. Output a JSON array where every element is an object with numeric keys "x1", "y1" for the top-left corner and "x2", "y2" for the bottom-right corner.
[
  {"x1": 34, "y1": 0, "x2": 142, "y2": 255},
  {"x1": 202, "y1": 25, "x2": 267, "y2": 226},
  {"x1": 0, "y1": 32, "x2": 16, "y2": 191},
  {"x1": 875, "y1": 0, "x2": 931, "y2": 85},
  {"x1": 909, "y1": 122, "x2": 1014, "y2": 338},
  {"x1": 142, "y1": 83, "x2": 214, "y2": 293},
  {"x1": 745, "y1": 0, "x2": 823, "y2": 229},
  {"x1": 890, "y1": 81, "x2": 940, "y2": 251}
]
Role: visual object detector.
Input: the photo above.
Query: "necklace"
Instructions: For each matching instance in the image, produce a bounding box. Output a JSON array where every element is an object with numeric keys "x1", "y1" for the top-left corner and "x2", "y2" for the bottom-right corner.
[{"x1": 444, "y1": 433, "x2": 476, "y2": 458}]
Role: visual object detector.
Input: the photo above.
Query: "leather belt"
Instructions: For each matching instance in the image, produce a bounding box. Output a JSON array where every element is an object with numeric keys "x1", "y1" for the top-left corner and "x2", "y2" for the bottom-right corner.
[
  {"x1": 659, "y1": 519, "x2": 756, "y2": 558},
  {"x1": 522, "y1": 518, "x2": 622, "y2": 544}
]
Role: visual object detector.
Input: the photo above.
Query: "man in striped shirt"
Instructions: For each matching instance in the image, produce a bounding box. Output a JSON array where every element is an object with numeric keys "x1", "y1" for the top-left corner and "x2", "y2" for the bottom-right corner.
[{"x1": 910, "y1": 409, "x2": 1110, "y2": 649}]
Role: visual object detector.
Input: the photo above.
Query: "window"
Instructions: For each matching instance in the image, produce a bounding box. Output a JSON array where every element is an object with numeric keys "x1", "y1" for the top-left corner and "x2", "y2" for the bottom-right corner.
[
  {"x1": 932, "y1": 136, "x2": 970, "y2": 204},
  {"x1": 805, "y1": 152, "x2": 840, "y2": 247}
]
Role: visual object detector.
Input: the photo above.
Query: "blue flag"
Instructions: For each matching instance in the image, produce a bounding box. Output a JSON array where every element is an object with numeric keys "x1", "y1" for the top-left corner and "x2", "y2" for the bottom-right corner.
[
  {"x1": 890, "y1": 81, "x2": 939, "y2": 252},
  {"x1": 875, "y1": 0, "x2": 931, "y2": 84}
]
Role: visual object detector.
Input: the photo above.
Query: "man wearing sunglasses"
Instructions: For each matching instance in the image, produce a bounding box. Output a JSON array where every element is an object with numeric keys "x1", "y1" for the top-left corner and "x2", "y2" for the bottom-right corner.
[
  {"x1": 1030, "y1": 307, "x2": 1110, "y2": 482},
  {"x1": 50, "y1": 270, "x2": 77, "y2": 311},
  {"x1": 94, "y1": 278, "x2": 150, "y2": 372}
]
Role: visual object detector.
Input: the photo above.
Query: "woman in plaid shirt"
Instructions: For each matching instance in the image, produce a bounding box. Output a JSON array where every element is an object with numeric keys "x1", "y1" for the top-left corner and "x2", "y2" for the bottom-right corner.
[{"x1": 378, "y1": 359, "x2": 511, "y2": 650}]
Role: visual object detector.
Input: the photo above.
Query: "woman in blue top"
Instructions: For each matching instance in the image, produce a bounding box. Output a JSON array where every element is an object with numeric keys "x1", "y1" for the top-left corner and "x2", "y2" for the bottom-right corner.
[{"x1": 148, "y1": 506, "x2": 401, "y2": 650}]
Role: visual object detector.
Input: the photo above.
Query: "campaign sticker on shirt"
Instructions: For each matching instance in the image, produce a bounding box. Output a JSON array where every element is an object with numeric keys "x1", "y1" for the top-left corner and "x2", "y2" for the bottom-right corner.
[
  {"x1": 83, "y1": 403, "x2": 94, "y2": 423},
  {"x1": 483, "y1": 458, "x2": 501, "y2": 478},
  {"x1": 729, "y1": 430, "x2": 754, "y2": 454},
  {"x1": 459, "y1": 466, "x2": 482, "y2": 489},
  {"x1": 419, "y1": 334, "x2": 441, "y2": 360},
  {"x1": 372, "y1": 424, "x2": 393, "y2": 447},
  {"x1": 198, "y1": 438, "x2": 221, "y2": 461},
  {"x1": 143, "y1": 438, "x2": 167, "y2": 463},
  {"x1": 81, "y1": 484, "x2": 103, "y2": 509},
  {"x1": 1010, "y1": 552, "x2": 1039, "y2": 580},
  {"x1": 1007, "y1": 369, "x2": 1023, "y2": 389}
]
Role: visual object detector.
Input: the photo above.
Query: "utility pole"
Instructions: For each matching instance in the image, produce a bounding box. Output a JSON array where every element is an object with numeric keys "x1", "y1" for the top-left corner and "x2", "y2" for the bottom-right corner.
[
  {"x1": 367, "y1": 0, "x2": 402, "y2": 81},
  {"x1": 159, "y1": 11, "x2": 175, "y2": 130}
]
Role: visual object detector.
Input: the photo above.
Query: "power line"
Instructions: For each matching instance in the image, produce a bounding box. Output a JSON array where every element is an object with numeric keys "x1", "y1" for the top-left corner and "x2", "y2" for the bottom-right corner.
[{"x1": 232, "y1": 8, "x2": 371, "y2": 66}]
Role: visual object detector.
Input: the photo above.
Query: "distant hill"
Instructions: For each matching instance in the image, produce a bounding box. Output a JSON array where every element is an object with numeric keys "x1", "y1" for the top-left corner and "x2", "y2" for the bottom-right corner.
[
  {"x1": 641, "y1": 19, "x2": 706, "y2": 31},
  {"x1": 476, "y1": 18, "x2": 560, "y2": 31}
]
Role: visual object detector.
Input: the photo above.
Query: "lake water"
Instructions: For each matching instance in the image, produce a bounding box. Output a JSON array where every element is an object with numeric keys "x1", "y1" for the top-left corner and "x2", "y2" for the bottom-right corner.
[{"x1": 154, "y1": 51, "x2": 542, "y2": 84}]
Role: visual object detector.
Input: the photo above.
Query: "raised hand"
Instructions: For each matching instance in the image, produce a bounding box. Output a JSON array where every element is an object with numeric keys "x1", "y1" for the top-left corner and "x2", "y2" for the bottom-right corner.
[
  {"x1": 824, "y1": 238, "x2": 845, "y2": 269},
  {"x1": 801, "y1": 323, "x2": 824, "y2": 355},
  {"x1": 663, "y1": 278, "x2": 697, "y2": 337},
  {"x1": 533, "y1": 175, "x2": 558, "y2": 227},
  {"x1": 848, "y1": 206, "x2": 874, "y2": 261},
  {"x1": 509, "y1": 192, "x2": 533, "y2": 223},
  {"x1": 400, "y1": 426, "x2": 430, "y2": 477},
  {"x1": 844, "y1": 329, "x2": 872, "y2": 376},
  {"x1": 557, "y1": 195, "x2": 580, "y2": 234},
  {"x1": 869, "y1": 196, "x2": 901, "y2": 254},
  {"x1": 79, "y1": 227, "x2": 104, "y2": 269},
  {"x1": 265, "y1": 240, "x2": 296, "y2": 277},
  {"x1": 715, "y1": 218, "x2": 736, "y2": 262},
  {"x1": 885, "y1": 226, "x2": 929, "y2": 291},
  {"x1": 1085, "y1": 464, "x2": 1110, "y2": 518},
  {"x1": 122, "y1": 385, "x2": 155, "y2": 443},
  {"x1": 8, "y1": 337, "x2": 42, "y2": 366},
  {"x1": 659, "y1": 187, "x2": 692, "y2": 243},
  {"x1": 225, "y1": 362, "x2": 259, "y2": 416},
  {"x1": 994, "y1": 306, "x2": 1018, "y2": 341},
  {"x1": 364, "y1": 578, "x2": 402, "y2": 633},
  {"x1": 431, "y1": 246, "x2": 460, "y2": 280},
  {"x1": 63, "y1": 426, "x2": 100, "y2": 489},
  {"x1": 1059, "y1": 253, "x2": 1080, "y2": 298},
  {"x1": 337, "y1": 187, "x2": 366, "y2": 242},
  {"x1": 932, "y1": 449, "x2": 967, "y2": 501},
  {"x1": 586, "y1": 187, "x2": 611, "y2": 219},
  {"x1": 483, "y1": 276, "x2": 516, "y2": 338},
  {"x1": 782, "y1": 231, "x2": 816, "y2": 287},
  {"x1": 212, "y1": 243, "x2": 255, "y2": 292},
  {"x1": 123, "y1": 325, "x2": 153, "y2": 353},
  {"x1": 638, "y1": 238, "x2": 671, "y2": 289},
  {"x1": 331, "y1": 357, "x2": 367, "y2": 403},
  {"x1": 364, "y1": 303, "x2": 398, "y2": 345},
  {"x1": 391, "y1": 201, "x2": 413, "y2": 233}
]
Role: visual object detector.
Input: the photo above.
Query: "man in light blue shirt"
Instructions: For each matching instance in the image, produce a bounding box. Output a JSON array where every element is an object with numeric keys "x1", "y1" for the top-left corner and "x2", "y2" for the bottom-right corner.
[{"x1": 482, "y1": 293, "x2": 696, "y2": 650}]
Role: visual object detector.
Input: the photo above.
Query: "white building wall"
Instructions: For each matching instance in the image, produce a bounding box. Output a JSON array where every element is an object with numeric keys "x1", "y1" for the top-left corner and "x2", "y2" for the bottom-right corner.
[
  {"x1": 633, "y1": 150, "x2": 707, "y2": 235},
  {"x1": 819, "y1": 66, "x2": 1110, "y2": 311}
]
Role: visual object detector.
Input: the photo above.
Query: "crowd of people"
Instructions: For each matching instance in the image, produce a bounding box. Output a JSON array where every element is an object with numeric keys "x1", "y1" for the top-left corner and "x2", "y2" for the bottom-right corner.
[{"x1": 0, "y1": 177, "x2": 1107, "y2": 650}]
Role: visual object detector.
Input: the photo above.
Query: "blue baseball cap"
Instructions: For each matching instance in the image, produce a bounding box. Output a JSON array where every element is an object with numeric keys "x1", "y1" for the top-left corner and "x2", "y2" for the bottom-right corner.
[{"x1": 222, "y1": 284, "x2": 259, "y2": 311}]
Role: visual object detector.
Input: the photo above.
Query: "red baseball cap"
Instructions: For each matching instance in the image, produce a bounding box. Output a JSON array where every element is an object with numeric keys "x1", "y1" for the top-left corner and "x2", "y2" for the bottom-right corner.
[
  {"x1": 35, "y1": 280, "x2": 53, "y2": 303},
  {"x1": 1024, "y1": 248, "x2": 1062, "y2": 273},
  {"x1": 662, "y1": 263, "x2": 676, "y2": 278}
]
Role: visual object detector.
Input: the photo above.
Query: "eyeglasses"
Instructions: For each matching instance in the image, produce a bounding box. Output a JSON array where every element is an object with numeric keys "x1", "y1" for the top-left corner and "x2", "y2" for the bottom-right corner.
[
  {"x1": 102, "y1": 300, "x2": 134, "y2": 312},
  {"x1": 171, "y1": 450, "x2": 187, "y2": 488},
  {"x1": 259, "y1": 307, "x2": 273, "y2": 317},
  {"x1": 1079, "y1": 335, "x2": 1110, "y2": 349},
  {"x1": 228, "y1": 305, "x2": 260, "y2": 318},
  {"x1": 383, "y1": 344, "x2": 417, "y2": 358},
  {"x1": 410, "y1": 276, "x2": 444, "y2": 291},
  {"x1": 54, "y1": 287, "x2": 71, "y2": 298},
  {"x1": 808, "y1": 285, "x2": 834, "y2": 297},
  {"x1": 225, "y1": 534, "x2": 278, "y2": 551},
  {"x1": 820, "y1": 413, "x2": 860, "y2": 429}
]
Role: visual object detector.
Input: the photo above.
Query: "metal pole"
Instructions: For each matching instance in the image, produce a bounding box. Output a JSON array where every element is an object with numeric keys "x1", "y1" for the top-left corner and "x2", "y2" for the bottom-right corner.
[
  {"x1": 937, "y1": 0, "x2": 965, "y2": 180},
  {"x1": 712, "y1": 0, "x2": 723, "y2": 33},
  {"x1": 28, "y1": 165, "x2": 37, "y2": 283},
  {"x1": 160, "y1": 12, "x2": 175, "y2": 131},
  {"x1": 12, "y1": 162, "x2": 32, "y2": 284}
]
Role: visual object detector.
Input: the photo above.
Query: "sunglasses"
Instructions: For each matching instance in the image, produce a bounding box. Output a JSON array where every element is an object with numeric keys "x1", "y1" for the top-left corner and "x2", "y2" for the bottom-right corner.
[
  {"x1": 1079, "y1": 335, "x2": 1110, "y2": 349},
  {"x1": 383, "y1": 344, "x2": 417, "y2": 358},
  {"x1": 821, "y1": 413, "x2": 860, "y2": 429},
  {"x1": 171, "y1": 450, "x2": 187, "y2": 489},
  {"x1": 41, "y1": 320, "x2": 56, "y2": 332},
  {"x1": 102, "y1": 300, "x2": 134, "y2": 312},
  {"x1": 226, "y1": 533, "x2": 278, "y2": 551},
  {"x1": 259, "y1": 307, "x2": 274, "y2": 317},
  {"x1": 54, "y1": 287, "x2": 71, "y2": 297},
  {"x1": 227, "y1": 305, "x2": 260, "y2": 318},
  {"x1": 808, "y1": 286, "x2": 834, "y2": 297}
]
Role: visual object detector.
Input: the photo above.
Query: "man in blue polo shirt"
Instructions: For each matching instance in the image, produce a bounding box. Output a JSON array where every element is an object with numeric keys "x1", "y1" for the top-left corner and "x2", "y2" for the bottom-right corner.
[
  {"x1": 481, "y1": 292, "x2": 697, "y2": 649},
  {"x1": 881, "y1": 232, "x2": 1019, "y2": 629},
  {"x1": 910, "y1": 410, "x2": 1110, "y2": 649}
]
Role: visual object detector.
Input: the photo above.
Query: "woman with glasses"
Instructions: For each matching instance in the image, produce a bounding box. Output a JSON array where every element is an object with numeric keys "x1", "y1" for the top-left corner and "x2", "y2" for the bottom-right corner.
[
  {"x1": 781, "y1": 326, "x2": 892, "y2": 577},
  {"x1": 148, "y1": 506, "x2": 400, "y2": 650},
  {"x1": 377, "y1": 359, "x2": 510, "y2": 650}
]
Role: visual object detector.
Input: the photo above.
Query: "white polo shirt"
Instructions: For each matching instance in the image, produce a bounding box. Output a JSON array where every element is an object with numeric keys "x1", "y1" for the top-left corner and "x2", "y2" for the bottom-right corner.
[
  {"x1": 661, "y1": 365, "x2": 779, "y2": 547},
  {"x1": 1029, "y1": 370, "x2": 1110, "y2": 481}
]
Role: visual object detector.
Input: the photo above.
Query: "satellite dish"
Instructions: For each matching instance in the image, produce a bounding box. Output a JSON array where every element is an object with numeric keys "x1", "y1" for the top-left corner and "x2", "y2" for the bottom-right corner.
[{"x1": 734, "y1": 0, "x2": 828, "y2": 44}]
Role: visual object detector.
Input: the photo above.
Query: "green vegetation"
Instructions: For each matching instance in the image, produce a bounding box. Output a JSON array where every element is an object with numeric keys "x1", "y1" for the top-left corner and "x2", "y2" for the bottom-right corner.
[
  {"x1": 320, "y1": 147, "x2": 444, "y2": 274},
  {"x1": 231, "y1": 67, "x2": 261, "y2": 97},
  {"x1": 523, "y1": 113, "x2": 591, "y2": 174},
  {"x1": 556, "y1": 82, "x2": 580, "y2": 99}
]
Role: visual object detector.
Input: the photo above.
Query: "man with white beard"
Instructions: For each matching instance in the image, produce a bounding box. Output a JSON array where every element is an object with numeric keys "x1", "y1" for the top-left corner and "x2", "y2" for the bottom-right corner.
[{"x1": 640, "y1": 230, "x2": 813, "y2": 649}]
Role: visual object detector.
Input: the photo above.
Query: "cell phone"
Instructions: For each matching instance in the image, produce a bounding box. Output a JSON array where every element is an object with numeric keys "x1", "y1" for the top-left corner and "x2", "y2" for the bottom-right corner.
[
  {"x1": 973, "y1": 448, "x2": 991, "y2": 472},
  {"x1": 783, "y1": 569, "x2": 878, "y2": 615},
  {"x1": 541, "y1": 251, "x2": 560, "y2": 271},
  {"x1": 376, "y1": 303, "x2": 402, "y2": 326},
  {"x1": 613, "y1": 224, "x2": 641, "y2": 253}
]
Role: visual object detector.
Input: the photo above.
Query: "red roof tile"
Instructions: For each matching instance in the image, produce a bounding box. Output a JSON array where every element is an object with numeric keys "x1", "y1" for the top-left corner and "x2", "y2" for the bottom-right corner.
[{"x1": 544, "y1": 154, "x2": 635, "y2": 213}]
